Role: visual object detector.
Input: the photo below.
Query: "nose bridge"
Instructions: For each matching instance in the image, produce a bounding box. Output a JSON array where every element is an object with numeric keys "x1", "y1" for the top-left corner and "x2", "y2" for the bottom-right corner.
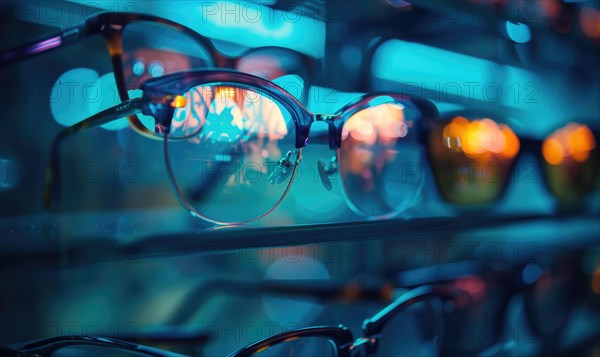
[
  {"x1": 313, "y1": 113, "x2": 337, "y2": 122},
  {"x1": 312, "y1": 113, "x2": 342, "y2": 150}
]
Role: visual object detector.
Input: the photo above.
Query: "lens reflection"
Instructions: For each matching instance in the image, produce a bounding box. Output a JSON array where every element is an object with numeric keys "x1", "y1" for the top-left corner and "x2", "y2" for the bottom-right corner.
[
  {"x1": 252, "y1": 337, "x2": 337, "y2": 356},
  {"x1": 338, "y1": 101, "x2": 421, "y2": 217},
  {"x1": 542, "y1": 123, "x2": 598, "y2": 202},
  {"x1": 429, "y1": 116, "x2": 519, "y2": 205},
  {"x1": 122, "y1": 21, "x2": 214, "y2": 133},
  {"x1": 237, "y1": 49, "x2": 309, "y2": 103},
  {"x1": 165, "y1": 84, "x2": 297, "y2": 224}
]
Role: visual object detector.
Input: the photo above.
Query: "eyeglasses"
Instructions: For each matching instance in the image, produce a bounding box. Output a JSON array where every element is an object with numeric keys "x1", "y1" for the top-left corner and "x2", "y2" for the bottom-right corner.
[
  {"x1": 4, "y1": 249, "x2": 595, "y2": 356},
  {"x1": 166, "y1": 250, "x2": 592, "y2": 356},
  {"x1": 426, "y1": 111, "x2": 598, "y2": 207},
  {"x1": 0, "y1": 285, "x2": 450, "y2": 357},
  {"x1": 227, "y1": 284, "x2": 455, "y2": 357},
  {"x1": 43, "y1": 68, "x2": 438, "y2": 224},
  {"x1": 401, "y1": 255, "x2": 584, "y2": 356},
  {"x1": 0, "y1": 12, "x2": 317, "y2": 139}
]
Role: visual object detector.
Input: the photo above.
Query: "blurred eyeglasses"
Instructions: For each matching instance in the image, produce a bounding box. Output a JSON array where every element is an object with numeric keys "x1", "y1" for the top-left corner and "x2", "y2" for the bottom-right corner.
[
  {"x1": 0, "y1": 286, "x2": 450, "y2": 357},
  {"x1": 0, "y1": 12, "x2": 317, "y2": 138},
  {"x1": 44, "y1": 69, "x2": 438, "y2": 224},
  {"x1": 397, "y1": 254, "x2": 585, "y2": 356},
  {"x1": 228, "y1": 284, "x2": 453, "y2": 357},
  {"x1": 169, "y1": 251, "x2": 596, "y2": 356},
  {"x1": 426, "y1": 112, "x2": 598, "y2": 207}
]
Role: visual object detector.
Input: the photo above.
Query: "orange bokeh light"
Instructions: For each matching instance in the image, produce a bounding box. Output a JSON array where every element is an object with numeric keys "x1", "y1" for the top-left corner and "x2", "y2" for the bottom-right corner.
[
  {"x1": 441, "y1": 116, "x2": 520, "y2": 159},
  {"x1": 542, "y1": 123, "x2": 596, "y2": 165},
  {"x1": 170, "y1": 95, "x2": 187, "y2": 108}
]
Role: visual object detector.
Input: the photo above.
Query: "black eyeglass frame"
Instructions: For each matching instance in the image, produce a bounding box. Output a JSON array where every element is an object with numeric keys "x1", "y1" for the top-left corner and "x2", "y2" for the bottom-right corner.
[{"x1": 228, "y1": 285, "x2": 455, "y2": 357}]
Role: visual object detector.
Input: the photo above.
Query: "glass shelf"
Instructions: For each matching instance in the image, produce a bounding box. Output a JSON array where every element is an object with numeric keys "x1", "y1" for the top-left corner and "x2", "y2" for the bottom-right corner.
[{"x1": 2, "y1": 209, "x2": 598, "y2": 269}]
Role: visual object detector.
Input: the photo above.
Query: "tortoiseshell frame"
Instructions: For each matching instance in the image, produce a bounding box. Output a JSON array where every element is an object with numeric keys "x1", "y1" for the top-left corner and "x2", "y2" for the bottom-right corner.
[
  {"x1": 0, "y1": 12, "x2": 318, "y2": 140},
  {"x1": 228, "y1": 285, "x2": 456, "y2": 357}
]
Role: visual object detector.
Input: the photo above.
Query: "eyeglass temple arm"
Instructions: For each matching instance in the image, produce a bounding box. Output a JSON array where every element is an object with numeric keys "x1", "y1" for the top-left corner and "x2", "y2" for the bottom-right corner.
[
  {"x1": 44, "y1": 98, "x2": 147, "y2": 208},
  {"x1": 0, "y1": 23, "x2": 91, "y2": 65},
  {"x1": 16, "y1": 336, "x2": 186, "y2": 357},
  {"x1": 361, "y1": 285, "x2": 456, "y2": 337}
]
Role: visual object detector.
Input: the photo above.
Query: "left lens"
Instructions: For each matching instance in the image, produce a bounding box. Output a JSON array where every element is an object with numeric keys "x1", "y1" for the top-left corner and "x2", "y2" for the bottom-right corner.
[
  {"x1": 338, "y1": 100, "x2": 422, "y2": 217},
  {"x1": 237, "y1": 48, "x2": 310, "y2": 103},
  {"x1": 165, "y1": 84, "x2": 298, "y2": 224},
  {"x1": 121, "y1": 21, "x2": 214, "y2": 134},
  {"x1": 122, "y1": 22, "x2": 214, "y2": 89},
  {"x1": 428, "y1": 116, "x2": 520, "y2": 205}
]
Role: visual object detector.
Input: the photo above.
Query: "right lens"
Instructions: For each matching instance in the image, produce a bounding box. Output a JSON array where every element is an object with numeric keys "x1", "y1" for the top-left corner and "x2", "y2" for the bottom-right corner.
[
  {"x1": 441, "y1": 276, "x2": 508, "y2": 355},
  {"x1": 525, "y1": 258, "x2": 578, "y2": 337},
  {"x1": 165, "y1": 84, "x2": 298, "y2": 224},
  {"x1": 428, "y1": 116, "x2": 520, "y2": 205},
  {"x1": 542, "y1": 123, "x2": 598, "y2": 202},
  {"x1": 251, "y1": 336, "x2": 338, "y2": 356},
  {"x1": 121, "y1": 21, "x2": 214, "y2": 134},
  {"x1": 338, "y1": 100, "x2": 422, "y2": 217}
]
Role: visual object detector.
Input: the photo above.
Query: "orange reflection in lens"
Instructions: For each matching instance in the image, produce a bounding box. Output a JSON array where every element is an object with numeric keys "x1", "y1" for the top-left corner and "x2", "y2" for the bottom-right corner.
[
  {"x1": 170, "y1": 95, "x2": 187, "y2": 108},
  {"x1": 441, "y1": 116, "x2": 519, "y2": 159},
  {"x1": 340, "y1": 103, "x2": 407, "y2": 194},
  {"x1": 542, "y1": 123, "x2": 596, "y2": 165},
  {"x1": 342, "y1": 103, "x2": 407, "y2": 151},
  {"x1": 431, "y1": 116, "x2": 519, "y2": 204}
]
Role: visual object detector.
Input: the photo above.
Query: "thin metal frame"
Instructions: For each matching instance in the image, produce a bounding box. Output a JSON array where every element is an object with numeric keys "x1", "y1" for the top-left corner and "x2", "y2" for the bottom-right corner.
[{"x1": 47, "y1": 68, "x2": 437, "y2": 224}]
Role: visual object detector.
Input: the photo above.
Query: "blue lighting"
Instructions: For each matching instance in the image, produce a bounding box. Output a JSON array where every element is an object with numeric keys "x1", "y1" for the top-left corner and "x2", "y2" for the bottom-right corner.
[
  {"x1": 1, "y1": 158, "x2": 17, "y2": 189},
  {"x1": 50, "y1": 68, "x2": 99, "y2": 127},
  {"x1": 132, "y1": 59, "x2": 145, "y2": 77},
  {"x1": 51, "y1": 69, "x2": 130, "y2": 130},
  {"x1": 522, "y1": 263, "x2": 543, "y2": 285},
  {"x1": 67, "y1": 0, "x2": 325, "y2": 58},
  {"x1": 506, "y1": 21, "x2": 531, "y2": 44},
  {"x1": 148, "y1": 62, "x2": 165, "y2": 78}
]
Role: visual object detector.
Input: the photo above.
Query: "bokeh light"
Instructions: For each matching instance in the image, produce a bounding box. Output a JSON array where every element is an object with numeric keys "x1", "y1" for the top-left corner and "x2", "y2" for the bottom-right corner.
[{"x1": 542, "y1": 123, "x2": 596, "y2": 165}]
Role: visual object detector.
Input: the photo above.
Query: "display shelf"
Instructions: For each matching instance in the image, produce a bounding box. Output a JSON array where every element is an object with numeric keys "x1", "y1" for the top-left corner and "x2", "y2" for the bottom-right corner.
[{"x1": 2, "y1": 210, "x2": 598, "y2": 269}]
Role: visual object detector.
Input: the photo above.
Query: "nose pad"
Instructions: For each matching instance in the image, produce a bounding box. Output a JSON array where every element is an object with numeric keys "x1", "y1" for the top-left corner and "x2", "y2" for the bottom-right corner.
[
  {"x1": 317, "y1": 156, "x2": 338, "y2": 191},
  {"x1": 269, "y1": 150, "x2": 299, "y2": 185}
]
